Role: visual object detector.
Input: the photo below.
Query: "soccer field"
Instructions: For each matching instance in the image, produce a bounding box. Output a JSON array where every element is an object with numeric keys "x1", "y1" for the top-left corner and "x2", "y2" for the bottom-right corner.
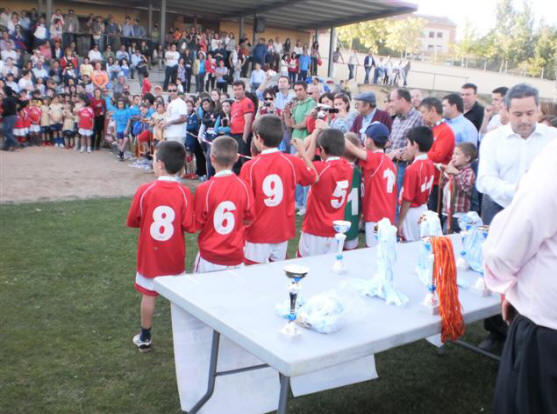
[{"x1": 1, "y1": 197, "x2": 498, "y2": 413}]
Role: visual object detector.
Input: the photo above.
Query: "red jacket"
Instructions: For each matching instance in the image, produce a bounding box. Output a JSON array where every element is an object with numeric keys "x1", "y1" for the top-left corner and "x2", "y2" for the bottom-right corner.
[{"x1": 428, "y1": 121, "x2": 455, "y2": 185}]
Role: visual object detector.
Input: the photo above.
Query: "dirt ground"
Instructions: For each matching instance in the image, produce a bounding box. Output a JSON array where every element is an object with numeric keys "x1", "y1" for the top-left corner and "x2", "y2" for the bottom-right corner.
[{"x1": 0, "y1": 147, "x2": 193, "y2": 204}]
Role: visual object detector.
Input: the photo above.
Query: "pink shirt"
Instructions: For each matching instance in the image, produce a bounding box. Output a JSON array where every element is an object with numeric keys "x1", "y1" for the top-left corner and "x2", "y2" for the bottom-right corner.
[{"x1": 483, "y1": 138, "x2": 557, "y2": 330}]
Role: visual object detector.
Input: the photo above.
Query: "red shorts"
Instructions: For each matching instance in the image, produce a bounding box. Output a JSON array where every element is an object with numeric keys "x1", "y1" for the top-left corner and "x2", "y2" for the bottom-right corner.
[{"x1": 137, "y1": 130, "x2": 152, "y2": 143}]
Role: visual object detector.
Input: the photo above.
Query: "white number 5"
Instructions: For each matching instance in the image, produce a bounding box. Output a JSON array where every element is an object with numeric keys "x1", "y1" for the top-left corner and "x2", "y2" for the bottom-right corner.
[
  {"x1": 214, "y1": 201, "x2": 237, "y2": 235},
  {"x1": 150, "y1": 206, "x2": 175, "y2": 241},
  {"x1": 331, "y1": 180, "x2": 349, "y2": 209}
]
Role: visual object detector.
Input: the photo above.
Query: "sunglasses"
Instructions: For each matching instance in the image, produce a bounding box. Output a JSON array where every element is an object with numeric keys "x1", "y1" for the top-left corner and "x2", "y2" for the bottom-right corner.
[
  {"x1": 264, "y1": 97, "x2": 273, "y2": 101},
  {"x1": 168, "y1": 89, "x2": 177, "y2": 92}
]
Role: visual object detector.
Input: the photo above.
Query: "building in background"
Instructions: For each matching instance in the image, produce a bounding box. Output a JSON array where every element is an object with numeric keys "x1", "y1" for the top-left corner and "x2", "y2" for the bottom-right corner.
[{"x1": 417, "y1": 15, "x2": 456, "y2": 57}]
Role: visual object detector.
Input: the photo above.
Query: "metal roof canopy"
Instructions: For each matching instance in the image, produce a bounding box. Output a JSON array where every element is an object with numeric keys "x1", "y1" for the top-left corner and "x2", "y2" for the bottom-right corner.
[{"x1": 73, "y1": 0, "x2": 417, "y2": 31}]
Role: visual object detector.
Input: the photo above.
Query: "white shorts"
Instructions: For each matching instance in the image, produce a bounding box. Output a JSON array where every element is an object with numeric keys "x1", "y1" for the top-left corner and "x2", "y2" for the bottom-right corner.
[
  {"x1": 401, "y1": 204, "x2": 428, "y2": 242},
  {"x1": 13, "y1": 127, "x2": 28, "y2": 136},
  {"x1": 298, "y1": 232, "x2": 336, "y2": 257},
  {"x1": 244, "y1": 241, "x2": 288, "y2": 264},
  {"x1": 365, "y1": 222, "x2": 378, "y2": 247},
  {"x1": 29, "y1": 124, "x2": 41, "y2": 133},
  {"x1": 344, "y1": 238, "x2": 359, "y2": 250},
  {"x1": 79, "y1": 128, "x2": 94, "y2": 136},
  {"x1": 193, "y1": 253, "x2": 243, "y2": 273}
]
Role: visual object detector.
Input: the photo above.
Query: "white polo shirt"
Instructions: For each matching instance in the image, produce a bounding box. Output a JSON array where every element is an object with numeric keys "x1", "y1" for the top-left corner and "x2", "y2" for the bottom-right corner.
[{"x1": 164, "y1": 97, "x2": 187, "y2": 142}]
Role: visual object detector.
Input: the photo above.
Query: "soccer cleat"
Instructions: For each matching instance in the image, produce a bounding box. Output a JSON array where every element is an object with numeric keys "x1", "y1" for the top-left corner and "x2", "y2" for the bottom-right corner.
[{"x1": 132, "y1": 334, "x2": 152, "y2": 352}]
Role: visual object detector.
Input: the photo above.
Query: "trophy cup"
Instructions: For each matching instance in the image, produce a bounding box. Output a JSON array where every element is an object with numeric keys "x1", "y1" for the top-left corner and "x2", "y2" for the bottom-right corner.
[
  {"x1": 472, "y1": 226, "x2": 491, "y2": 297},
  {"x1": 281, "y1": 264, "x2": 309, "y2": 336},
  {"x1": 332, "y1": 220, "x2": 351, "y2": 274},
  {"x1": 421, "y1": 238, "x2": 439, "y2": 315}
]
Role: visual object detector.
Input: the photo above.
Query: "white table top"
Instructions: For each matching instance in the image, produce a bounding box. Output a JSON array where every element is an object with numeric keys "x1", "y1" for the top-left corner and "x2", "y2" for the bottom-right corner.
[{"x1": 155, "y1": 236, "x2": 499, "y2": 377}]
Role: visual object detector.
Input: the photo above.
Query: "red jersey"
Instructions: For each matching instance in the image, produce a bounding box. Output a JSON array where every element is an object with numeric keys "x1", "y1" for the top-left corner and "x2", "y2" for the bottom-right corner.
[
  {"x1": 302, "y1": 158, "x2": 354, "y2": 237},
  {"x1": 142, "y1": 78, "x2": 152, "y2": 96},
  {"x1": 27, "y1": 106, "x2": 42, "y2": 124},
  {"x1": 240, "y1": 149, "x2": 317, "y2": 243},
  {"x1": 22, "y1": 107, "x2": 31, "y2": 127},
  {"x1": 230, "y1": 97, "x2": 255, "y2": 135},
  {"x1": 126, "y1": 178, "x2": 195, "y2": 278},
  {"x1": 428, "y1": 121, "x2": 455, "y2": 185},
  {"x1": 194, "y1": 172, "x2": 254, "y2": 265},
  {"x1": 399, "y1": 155, "x2": 435, "y2": 208},
  {"x1": 359, "y1": 150, "x2": 397, "y2": 224},
  {"x1": 89, "y1": 98, "x2": 106, "y2": 117},
  {"x1": 77, "y1": 106, "x2": 94, "y2": 130}
]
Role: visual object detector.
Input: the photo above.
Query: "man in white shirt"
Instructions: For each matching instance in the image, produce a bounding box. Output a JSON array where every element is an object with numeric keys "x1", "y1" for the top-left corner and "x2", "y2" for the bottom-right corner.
[
  {"x1": 476, "y1": 83, "x2": 557, "y2": 353},
  {"x1": 163, "y1": 83, "x2": 187, "y2": 143},
  {"x1": 163, "y1": 44, "x2": 180, "y2": 91},
  {"x1": 483, "y1": 137, "x2": 557, "y2": 414}
]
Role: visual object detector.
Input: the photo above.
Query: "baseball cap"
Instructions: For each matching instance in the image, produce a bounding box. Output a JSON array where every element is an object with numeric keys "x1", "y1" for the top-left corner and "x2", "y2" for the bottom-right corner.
[
  {"x1": 365, "y1": 122, "x2": 389, "y2": 146},
  {"x1": 355, "y1": 91, "x2": 376, "y2": 106}
]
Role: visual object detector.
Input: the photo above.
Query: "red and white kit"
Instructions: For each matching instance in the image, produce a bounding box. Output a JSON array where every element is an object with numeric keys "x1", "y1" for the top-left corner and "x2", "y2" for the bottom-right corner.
[{"x1": 77, "y1": 106, "x2": 95, "y2": 136}]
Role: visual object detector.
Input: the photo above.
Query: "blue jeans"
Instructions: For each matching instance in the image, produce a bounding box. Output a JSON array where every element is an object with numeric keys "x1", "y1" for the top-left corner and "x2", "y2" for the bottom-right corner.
[
  {"x1": 364, "y1": 66, "x2": 371, "y2": 84},
  {"x1": 373, "y1": 67, "x2": 384, "y2": 84},
  {"x1": 348, "y1": 64, "x2": 354, "y2": 80},
  {"x1": 290, "y1": 145, "x2": 309, "y2": 207},
  {"x1": 2, "y1": 115, "x2": 18, "y2": 150}
]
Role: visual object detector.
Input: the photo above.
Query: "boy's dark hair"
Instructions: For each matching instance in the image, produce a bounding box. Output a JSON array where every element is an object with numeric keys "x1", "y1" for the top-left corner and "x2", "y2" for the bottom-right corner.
[
  {"x1": 343, "y1": 132, "x2": 361, "y2": 161},
  {"x1": 419, "y1": 97, "x2": 442, "y2": 115},
  {"x1": 443, "y1": 93, "x2": 463, "y2": 113},
  {"x1": 155, "y1": 141, "x2": 186, "y2": 174},
  {"x1": 232, "y1": 80, "x2": 245, "y2": 89},
  {"x1": 211, "y1": 136, "x2": 238, "y2": 167},
  {"x1": 461, "y1": 82, "x2": 478, "y2": 94},
  {"x1": 253, "y1": 115, "x2": 283, "y2": 147},
  {"x1": 406, "y1": 126, "x2": 433, "y2": 152},
  {"x1": 457, "y1": 142, "x2": 478, "y2": 163},
  {"x1": 293, "y1": 80, "x2": 308, "y2": 90},
  {"x1": 395, "y1": 88, "x2": 411, "y2": 103},
  {"x1": 319, "y1": 128, "x2": 345, "y2": 156}
]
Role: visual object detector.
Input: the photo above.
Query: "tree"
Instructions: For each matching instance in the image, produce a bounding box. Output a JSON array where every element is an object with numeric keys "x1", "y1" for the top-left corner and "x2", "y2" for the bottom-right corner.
[
  {"x1": 455, "y1": 21, "x2": 478, "y2": 67},
  {"x1": 336, "y1": 19, "x2": 388, "y2": 53},
  {"x1": 523, "y1": 24, "x2": 557, "y2": 78},
  {"x1": 385, "y1": 17, "x2": 427, "y2": 58}
]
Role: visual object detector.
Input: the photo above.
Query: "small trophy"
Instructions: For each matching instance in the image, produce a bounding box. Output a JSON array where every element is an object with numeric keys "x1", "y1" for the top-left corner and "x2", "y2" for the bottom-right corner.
[
  {"x1": 332, "y1": 220, "x2": 351, "y2": 274},
  {"x1": 472, "y1": 226, "x2": 491, "y2": 297},
  {"x1": 421, "y1": 238, "x2": 439, "y2": 315},
  {"x1": 281, "y1": 264, "x2": 309, "y2": 337}
]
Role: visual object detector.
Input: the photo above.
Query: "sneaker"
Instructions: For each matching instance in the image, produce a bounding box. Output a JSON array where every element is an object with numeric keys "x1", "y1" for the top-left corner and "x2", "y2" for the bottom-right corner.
[
  {"x1": 132, "y1": 333, "x2": 152, "y2": 352},
  {"x1": 118, "y1": 151, "x2": 124, "y2": 161},
  {"x1": 87, "y1": 146, "x2": 92, "y2": 153},
  {"x1": 80, "y1": 146, "x2": 86, "y2": 153}
]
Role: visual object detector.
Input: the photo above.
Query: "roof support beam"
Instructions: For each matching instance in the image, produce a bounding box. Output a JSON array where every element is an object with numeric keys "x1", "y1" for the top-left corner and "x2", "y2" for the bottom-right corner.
[{"x1": 224, "y1": 0, "x2": 311, "y2": 19}]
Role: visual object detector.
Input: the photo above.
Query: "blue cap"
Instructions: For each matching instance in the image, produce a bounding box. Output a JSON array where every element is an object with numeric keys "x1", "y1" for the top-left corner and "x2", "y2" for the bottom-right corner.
[
  {"x1": 354, "y1": 91, "x2": 376, "y2": 106},
  {"x1": 365, "y1": 122, "x2": 390, "y2": 146}
]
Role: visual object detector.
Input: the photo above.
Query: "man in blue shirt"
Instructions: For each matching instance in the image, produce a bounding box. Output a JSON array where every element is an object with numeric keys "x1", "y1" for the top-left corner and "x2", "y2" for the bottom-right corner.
[
  {"x1": 442, "y1": 93, "x2": 478, "y2": 146},
  {"x1": 298, "y1": 47, "x2": 311, "y2": 82},
  {"x1": 252, "y1": 38, "x2": 267, "y2": 68}
]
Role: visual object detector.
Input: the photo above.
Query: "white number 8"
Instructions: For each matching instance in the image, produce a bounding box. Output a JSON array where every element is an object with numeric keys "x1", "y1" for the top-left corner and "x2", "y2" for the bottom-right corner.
[
  {"x1": 214, "y1": 201, "x2": 237, "y2": 235},
  {"x1": 262, "y1": 174, "x2": 284, "y2": 207},
  {"x1": 331, "y1": 180, "x2": 349, "y2": 209},
  {"x1": 150, "y1": 206, "x2": 175, "y2": 241}
]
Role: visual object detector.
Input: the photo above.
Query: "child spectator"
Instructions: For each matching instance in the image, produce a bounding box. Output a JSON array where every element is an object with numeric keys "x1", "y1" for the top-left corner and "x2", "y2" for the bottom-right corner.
[
  {"x1": 441, "y1": 143, "x2": 478, "y2": 233},
  {"x1": 49, "y1": 95, "x2": 64, "y2": 147},
  {"x1": 40, "y1": 96, "x2": 51, "y2": 146},
  {"x1": 27, "y1": 98, "x2": 42, "y2": 146},
  {"x1": 341, "y1": 132, "x2": 363, "y2": 250},
  {"x1": 108, "y1": 98, "x2": 134, "y2": 160},
  {"x1": 297, "y1": 125, "x2": 354, "y2": 257},
  {"x1": 13, "y1": 101, "x2": 29, "y2": 145},
  {"x1": 193, "y1": 136, "x2": 255, "y2": 272},
  {"x1": 240, "y1": 115, "x2": 317, "y2": 264},
  {"x1": 398, "y1": 126, "x2": 435, "y2": 242},
  {"x1": 184, "y1": 99, "x2": 200, "y2": 179},
  {"x1": 76, "y1": 94, "x2": 94, "y2": 153},
  {"x1": 141, "y1": 72, "x2": 151, "y2": 96},
  {"x1": 62, "y1": 102, "x2": 75, "y2": 148},
  {"x1": 344, "y1": 122, "x2": 397, "y2": 246},
  {"x1": 126, "y1": 141, "x2": 195, "y2": 351}
]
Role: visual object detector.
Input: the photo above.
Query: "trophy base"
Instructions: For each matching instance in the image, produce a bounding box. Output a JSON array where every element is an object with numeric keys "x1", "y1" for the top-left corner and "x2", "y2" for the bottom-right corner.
[
  {"x1": 331, "y1": 260, "x2": 346, "y2": 274},
  {"x1": 280, "y1": 321, "x2": 300, "y2": 337},
  {"x1": 423, "y1": 293, "x2": 439, "y2": 315},
  {"x1": 472, "y1": 278, "x2": 492, "y2": 297}
]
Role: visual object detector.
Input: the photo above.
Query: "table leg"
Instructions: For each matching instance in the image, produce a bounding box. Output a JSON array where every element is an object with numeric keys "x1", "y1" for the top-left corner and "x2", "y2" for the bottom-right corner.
[
  {"x1": 189, "y1": 330, "x2": 220, "y2": 414},
  {"x1": 452, "y1": 339, "x2": 500, "y2": 361},
  {"x1": 277, "y1": 373, "x2": 290, "y2": 414}
]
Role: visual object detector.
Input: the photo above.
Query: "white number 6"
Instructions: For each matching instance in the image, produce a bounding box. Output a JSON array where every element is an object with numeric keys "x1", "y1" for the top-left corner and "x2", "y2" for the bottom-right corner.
[
  {"x1": 214, "y1": 201, "x2": 237, "y2": 235},
  {"x1": 150, "y1": 206, "x2": 175, "y2": 241}
]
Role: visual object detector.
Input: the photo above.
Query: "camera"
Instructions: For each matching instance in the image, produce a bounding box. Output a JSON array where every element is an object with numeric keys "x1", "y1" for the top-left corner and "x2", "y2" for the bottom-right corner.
[
  {"x1": 316, "y1": 105, "x2": 339, "y2": 120},
  {"x1": 264, "y1": 102, "x2": 272, "y2": 107}
]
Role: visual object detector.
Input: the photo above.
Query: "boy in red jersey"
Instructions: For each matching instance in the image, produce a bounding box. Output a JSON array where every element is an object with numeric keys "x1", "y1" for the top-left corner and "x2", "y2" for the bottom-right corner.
[
  {"x1": 126, "y1": 141, "x2": 195, "y2": 351},
  {"x1": 194, "y1": 136, "x2": 255, "y2": 272},
  {"x1": 75, "y1": 94, "x2": 95, "y2": 153},
  {"x1": 344, "y1": 122, "x2": 397, "y2": 247},
  {"x1": 298, "y1": 126, "x2": 354, "y2": 257},
  {"x1": 398, "y1": 126, "x2": 435, "y2": 242},
  {"x1": 27, "y1": 98, "x2": 42, "y2": 146},
  {"x1": 240, "y1": 115, "x2": 317, "y2": 264}
]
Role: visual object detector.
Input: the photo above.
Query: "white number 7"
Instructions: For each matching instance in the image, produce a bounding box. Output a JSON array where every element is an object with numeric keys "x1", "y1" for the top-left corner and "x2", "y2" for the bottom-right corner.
[{"x1": 331, "y1": 180, "x2": 349, "y2": 209}]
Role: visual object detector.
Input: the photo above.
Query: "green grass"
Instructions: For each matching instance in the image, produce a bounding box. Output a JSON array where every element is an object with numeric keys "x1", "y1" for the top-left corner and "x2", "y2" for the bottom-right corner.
[{"x1": 1, "y1": 198, "x2": 498, "y2": 413}]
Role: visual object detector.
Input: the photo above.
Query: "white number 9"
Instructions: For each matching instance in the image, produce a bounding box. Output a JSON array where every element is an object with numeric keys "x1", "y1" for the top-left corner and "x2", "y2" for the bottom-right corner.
[
  {"x1": 262, "y1": 174, "x2": 284, "y2": 207},
  {"x1": 214, "y1": 201, "x2": 237, "y2": 235},
  {"x1": 150, "y1": 206, "x2": 175, "y2": 241}
]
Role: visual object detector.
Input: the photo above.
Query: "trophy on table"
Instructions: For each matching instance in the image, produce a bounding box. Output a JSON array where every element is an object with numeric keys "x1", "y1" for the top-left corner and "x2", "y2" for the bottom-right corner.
[
  {"x1": 421, "y1": 238, "x2": 440, "y2": 315},
  {"x1": 471, "y1": 226, "x2": 491, "y2": 297},
  {"x1": 281, "y1": 264, "x2": 309, "y2": 337},
  {"x1": 332, "y1": 220, "x2": 351, "y2": 274}
]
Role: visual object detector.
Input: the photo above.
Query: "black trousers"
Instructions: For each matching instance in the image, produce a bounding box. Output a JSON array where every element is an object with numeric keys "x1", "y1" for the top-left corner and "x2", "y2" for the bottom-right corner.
[
  {"x1": 494, "y1": 314, "x2": 557, "y2": 414},
  {"x1": 230, "y1": 134, "x2": 249, "y2": 174}
]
